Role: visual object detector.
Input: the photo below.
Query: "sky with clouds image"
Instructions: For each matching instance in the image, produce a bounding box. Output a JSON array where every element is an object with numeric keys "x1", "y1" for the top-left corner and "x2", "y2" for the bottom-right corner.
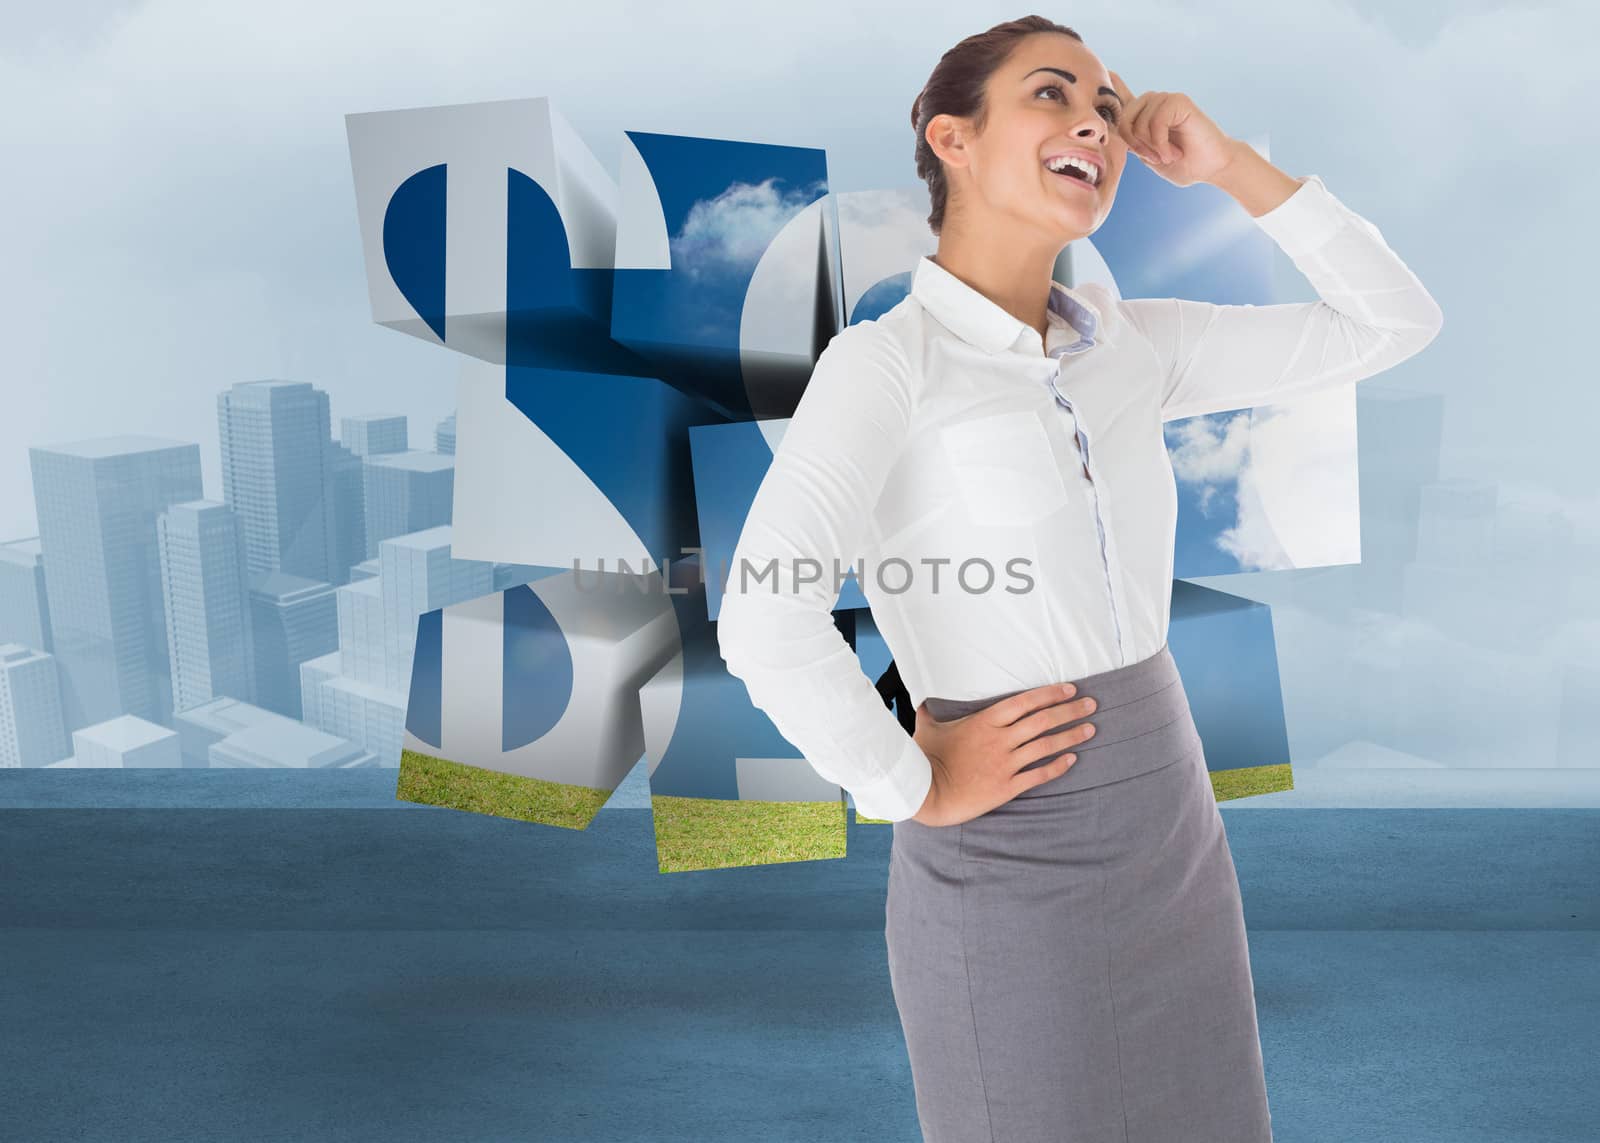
[{"x1": 4, "y1": 0, "x2": 1599, "y2": 774}]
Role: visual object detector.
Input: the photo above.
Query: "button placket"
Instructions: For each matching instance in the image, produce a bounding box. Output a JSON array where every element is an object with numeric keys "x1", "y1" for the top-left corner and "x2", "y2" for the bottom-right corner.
[{"x1": 1044, "y1": 365, "x2": 1130, "y2": 665}]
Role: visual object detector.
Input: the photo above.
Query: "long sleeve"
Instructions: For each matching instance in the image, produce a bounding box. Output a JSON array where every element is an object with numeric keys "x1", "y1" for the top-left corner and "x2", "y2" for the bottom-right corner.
[
  {"x1": 715, "y1": 321, "x2": 934, "y2": 823},
  {"x1": 1119, "y1": 174, "x2": 1445, "y2": 423}
]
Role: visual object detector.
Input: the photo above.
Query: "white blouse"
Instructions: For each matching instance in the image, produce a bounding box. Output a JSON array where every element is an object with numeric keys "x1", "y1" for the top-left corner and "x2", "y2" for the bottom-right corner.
[{"x1": 715, "y1": 174, "x2": 1444, "y2": 822}]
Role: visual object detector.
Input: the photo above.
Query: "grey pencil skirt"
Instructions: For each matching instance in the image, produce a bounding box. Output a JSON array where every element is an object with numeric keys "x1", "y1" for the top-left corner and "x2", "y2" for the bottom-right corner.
[{"x1": 884, "y1": 642, "x2": 1273, "y2": 1143}]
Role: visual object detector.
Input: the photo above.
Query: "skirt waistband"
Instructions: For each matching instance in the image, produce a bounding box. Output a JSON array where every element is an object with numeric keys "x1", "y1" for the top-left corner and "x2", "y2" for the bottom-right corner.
[{"x1": 920, "y1": 643, "x2": 1200, "y2": 798}]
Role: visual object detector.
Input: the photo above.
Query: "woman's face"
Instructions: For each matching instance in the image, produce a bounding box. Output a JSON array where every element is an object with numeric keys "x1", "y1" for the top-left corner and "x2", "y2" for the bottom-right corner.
[{"x1": 941, "y1": 33, "x2": 1128, "y2": 240}]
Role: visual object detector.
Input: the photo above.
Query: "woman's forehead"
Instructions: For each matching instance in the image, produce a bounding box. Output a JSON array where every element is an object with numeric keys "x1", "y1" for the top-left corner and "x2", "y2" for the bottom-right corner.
[{"x1": 1006, "y1": 35, "x2": 1106, "y2": 84}]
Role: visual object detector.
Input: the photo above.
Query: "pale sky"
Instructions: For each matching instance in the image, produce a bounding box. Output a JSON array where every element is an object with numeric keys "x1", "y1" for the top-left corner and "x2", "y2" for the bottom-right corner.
[
  {"x1": 4, "y1": 0, "x2": 1592, "y2": 538},
  {"x1": 5, "y1": 0, "x2": 1600, "y2": 768}
]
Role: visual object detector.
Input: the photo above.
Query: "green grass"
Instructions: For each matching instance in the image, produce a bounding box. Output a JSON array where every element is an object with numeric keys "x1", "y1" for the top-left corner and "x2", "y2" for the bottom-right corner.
[
  {"x1": 397, "y1": 749, "x2": 1294, "y2": 871},
  {"x1": 398, "y1": 748, "x2": 850, "y2": 870},
  {"x1": 397, "y1": 749, "x2": 612, "y2": 830},
  {"x1": 1211, "y1": 761, "x2": 1294, "y2": 801},
  {"x1": 650, "y1": 796, "x2": 848, "y2": 873}
]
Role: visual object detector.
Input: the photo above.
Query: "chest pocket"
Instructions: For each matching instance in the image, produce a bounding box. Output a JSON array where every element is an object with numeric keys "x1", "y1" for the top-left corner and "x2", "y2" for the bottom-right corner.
[{"x1": 939, "y1": 409, "x2": 1071, "y2": 527}]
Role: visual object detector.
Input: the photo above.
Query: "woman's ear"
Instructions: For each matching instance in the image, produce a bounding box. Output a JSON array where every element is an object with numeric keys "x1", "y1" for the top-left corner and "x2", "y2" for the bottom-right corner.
[{"x1": 926, "y1": 113, "x2": 971, "y2": 171}]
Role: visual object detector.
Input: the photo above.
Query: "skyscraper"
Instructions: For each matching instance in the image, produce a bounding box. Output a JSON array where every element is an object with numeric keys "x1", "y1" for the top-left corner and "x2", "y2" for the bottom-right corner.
[
  {"x1": 157, "y1": 500, "x2": 256, "y2": 714},
  {"x1": 300, "y1": 525, "x2": 493, "y2": 764},
  {"x1": 0, "y1": 538, "x2": 52, "y2": 652},
  {"x1": 217, "y1": 380, "x2": 359, "y2": 588},
  {"x1": 29, "y1": 436, "x2": 204, "y2": 729},
  {"x1": 361, "y1": 450, "x2": 454, "y2": 558},
  {"x1": 434, "y1": 412, "x2": 456, "y2": 455},
  {"x1": 325, "y1": 441, "x2": 367, "y2": 582},
  {"x1": 248, "y1": 572, "x2": 337, "y2": 718},
  {"x1": 0, "y1": 643, "x2": 69, "y2": 766},
  {"x1": 379, "y1": 526, "x2": 494, "y2": 691},
  {"x1": 340, "y1": 414, "x2": 408, "y2": 458}
]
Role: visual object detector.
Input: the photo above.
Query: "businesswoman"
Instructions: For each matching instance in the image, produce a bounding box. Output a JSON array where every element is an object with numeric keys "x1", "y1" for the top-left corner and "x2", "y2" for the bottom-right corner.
[{"x1": 717, "y1": 14, "x2": 1442, "y2": 1142}]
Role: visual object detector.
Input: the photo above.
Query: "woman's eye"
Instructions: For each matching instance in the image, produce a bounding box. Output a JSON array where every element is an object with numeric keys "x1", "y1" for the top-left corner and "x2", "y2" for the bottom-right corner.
[{"x1": 1036, "y1": 83, "x2": 1120, "y2": 124}]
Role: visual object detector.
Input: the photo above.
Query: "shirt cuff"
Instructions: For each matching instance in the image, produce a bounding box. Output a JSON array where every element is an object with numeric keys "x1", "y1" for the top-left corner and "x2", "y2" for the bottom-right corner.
[
  {"x1": 847, "y1": 734, "x2": 934, "y2": 823},
  {"x1": 1250, "y1": 174, "x2": 1350, "y2": 259}
]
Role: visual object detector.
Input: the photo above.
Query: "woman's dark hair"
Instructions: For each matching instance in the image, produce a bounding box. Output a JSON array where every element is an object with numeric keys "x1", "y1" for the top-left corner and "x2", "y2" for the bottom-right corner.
[{"x1": 912, "y1": 16, "x2": 1083, "y2": 236}]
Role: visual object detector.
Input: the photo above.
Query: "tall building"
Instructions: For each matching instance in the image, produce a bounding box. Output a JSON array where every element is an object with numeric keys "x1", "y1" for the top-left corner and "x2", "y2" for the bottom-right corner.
[
  {"x1": 216, "y1": 380, "x2": 359, "y2": 588},
  {"x1": 334, "y1": 577, "x2": 386, "y2": 684},
  {"x1": 157, "y1": 500, "x2": 256, "y2": 714},
  {"x1": 298, "y1": 652, "x2": 402, "y2": 768},
  {"x1": 0, "y1": 643, "x2": 69, "y2": 766},
  {"x1": 378, "y1": 526, "x2": 495, "y2": 690},
  {"x1": 434, "y1": 412, "x2": 456, "y2": 455},
  {"x1": 0, "y1": 537, "x2": 52, "y2": 652},
  {"x1": 361, "y1": 450, "x2": 454, "y2": 558},
  {"x1": 325, "y1": 441, "x2": 367, "y2": 581},
  {"x1": 248, "y1": 572, "x2": 337, "y2": 718},
  {"x1": 300, "y1": 525, "x2": 494, "y2": 765},
  {"x1": 340, "y1": 414, "x2": 407, "y2": 458},
  {"x1": 29, "y1": 436, "x2": 204, "y2": 729}
]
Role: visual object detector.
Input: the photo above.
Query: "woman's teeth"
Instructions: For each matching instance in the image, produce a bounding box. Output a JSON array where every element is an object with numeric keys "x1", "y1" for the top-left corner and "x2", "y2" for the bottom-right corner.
[{"x1": 1044, "y1": 156, "x2": 1100, "y2": 185}]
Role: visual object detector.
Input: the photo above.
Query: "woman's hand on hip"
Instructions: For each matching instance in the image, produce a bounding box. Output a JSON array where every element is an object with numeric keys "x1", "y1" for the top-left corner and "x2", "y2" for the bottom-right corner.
[{"x1": 909, "y1": 682, "x2": 1098, "y2": 827}]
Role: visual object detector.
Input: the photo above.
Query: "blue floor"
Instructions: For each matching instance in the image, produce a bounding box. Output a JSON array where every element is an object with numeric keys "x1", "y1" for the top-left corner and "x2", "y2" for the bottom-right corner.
[{"x1": 3, "y1": 769, "x2": 1597, "y2": 1142}]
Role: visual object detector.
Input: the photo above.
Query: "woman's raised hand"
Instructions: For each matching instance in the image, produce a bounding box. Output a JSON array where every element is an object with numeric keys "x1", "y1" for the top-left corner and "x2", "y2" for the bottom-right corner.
[
  {"x1": 1108, "y1": 69, "x2": 1243, "y2": 189},
  {"x1": 909, "y1": 682, "x2": 1098, "y2": 827}
]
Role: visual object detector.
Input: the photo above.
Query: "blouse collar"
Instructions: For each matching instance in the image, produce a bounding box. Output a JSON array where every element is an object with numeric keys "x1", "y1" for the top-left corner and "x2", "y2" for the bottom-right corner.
[{"x1": 910, "y1": 254, "x2": 1106, "y2": 358}]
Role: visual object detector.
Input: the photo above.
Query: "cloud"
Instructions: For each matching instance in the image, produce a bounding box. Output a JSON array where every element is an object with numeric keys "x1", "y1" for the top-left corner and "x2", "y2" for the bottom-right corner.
[
  {"x1": 1165, "y1": 411, "x2": 1250, "y2": 518},
  {"x1": 670, "y1": 177, "x2": 826, "y2": 278}
]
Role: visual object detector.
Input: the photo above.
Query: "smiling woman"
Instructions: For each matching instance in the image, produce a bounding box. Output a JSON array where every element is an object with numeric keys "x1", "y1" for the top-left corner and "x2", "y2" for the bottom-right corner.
[
  {"x1": 719, "y1": 10, "x2": 1442, "y2": 1143},
  {"x1": 909, "y1": 22, "x2": 1130, "y2": 241},
  {"x1": 879, "y1": 33, "x2": 1290, "y2": 1143}
]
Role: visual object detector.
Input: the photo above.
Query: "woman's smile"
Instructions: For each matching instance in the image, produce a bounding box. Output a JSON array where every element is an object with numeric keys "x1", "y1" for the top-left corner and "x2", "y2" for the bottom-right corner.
[
  {"x1": 1041, "y1": 149, "x2": 1109, "y2": 211},
  {"x1": 1043, "y1": 151, "x2": 1103, "y2": 185},
  {"x1": 1045, "y1": 161, "x2": 1100, "y2": 202}
]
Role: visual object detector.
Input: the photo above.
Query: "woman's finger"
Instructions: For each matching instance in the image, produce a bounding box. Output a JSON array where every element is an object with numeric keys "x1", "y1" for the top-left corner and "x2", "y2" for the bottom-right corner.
[
  {"x1": 1129, "y1": 92, "x2": 1163, "y2": 163},
  {"x1": 1108, "y1": 68, "x2": 1140, "y2": 149},
  {"x1": 1153, "y1": 96, "x2": 1184, "y2": 164},
  {"x1": 1151, "y1": 93, "x2": 1178, "y2": 164},
  {"x1": 1158, "y1": 92, "x2": 1184, "y2": 164},
  {"x1": 1107, "y1": 71, "x2": 1149, "y2": 160},
  {"x1": 1121, "y1": 102, "x2": 1154, "y2": 162}
]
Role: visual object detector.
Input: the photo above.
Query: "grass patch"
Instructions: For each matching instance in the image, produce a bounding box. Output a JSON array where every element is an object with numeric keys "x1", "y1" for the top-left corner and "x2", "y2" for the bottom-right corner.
[
  {"x1": 397, "y1": 749, "x2": 611, "y2": 829},
  {"x1": 1212, "y1": 762, "x2": 1294, "y2": 801},
  {"x1": 397, "y1": 749, "x2": 1292, "y2": 867},
  {"x1": 650, "y1": 795, "x2": 847, "y2": 873},
  {"x1": 399, "y1": 751, "x2": 851, "y2": 871}
]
